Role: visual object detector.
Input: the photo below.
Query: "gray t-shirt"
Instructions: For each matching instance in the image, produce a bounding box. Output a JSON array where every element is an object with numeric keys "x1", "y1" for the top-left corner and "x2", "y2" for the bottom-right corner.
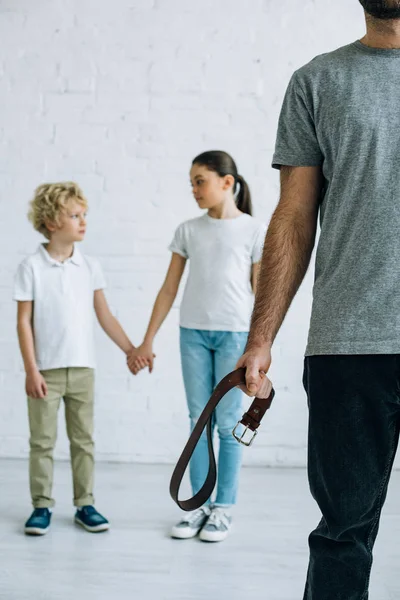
[{"x1": 273, "y1": 41, "x2": 400, "y2": 356}]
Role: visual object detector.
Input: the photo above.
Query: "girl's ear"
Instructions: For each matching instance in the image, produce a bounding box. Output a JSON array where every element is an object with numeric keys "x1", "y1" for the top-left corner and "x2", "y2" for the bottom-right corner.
[{"x1": 222, "y1": 174, "x2": 235, "y2": 191}]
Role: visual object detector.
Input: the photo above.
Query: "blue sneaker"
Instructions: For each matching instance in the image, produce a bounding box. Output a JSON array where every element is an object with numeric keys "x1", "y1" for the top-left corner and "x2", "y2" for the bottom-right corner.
[
  {"x1": 24, "y1": 508, "x2": 52, "y2": 536},
  {"x1": 74, "y1": 506, "x2": 110, "y2": 533}
]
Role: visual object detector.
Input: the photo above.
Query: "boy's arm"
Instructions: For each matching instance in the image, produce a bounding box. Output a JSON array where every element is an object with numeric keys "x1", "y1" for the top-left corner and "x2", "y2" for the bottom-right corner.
[
  {"x1": 17, "y1": 301, "x2": 48, "y2": 398},
  {"x1": 94, "y1": 290, "x2": 135, "y2": 355}
]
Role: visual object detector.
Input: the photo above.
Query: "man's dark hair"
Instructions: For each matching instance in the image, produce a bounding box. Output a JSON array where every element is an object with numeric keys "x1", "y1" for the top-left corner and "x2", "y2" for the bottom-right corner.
[{"x1": 359, "y1": 0, "x2": 400, "y2": 19}]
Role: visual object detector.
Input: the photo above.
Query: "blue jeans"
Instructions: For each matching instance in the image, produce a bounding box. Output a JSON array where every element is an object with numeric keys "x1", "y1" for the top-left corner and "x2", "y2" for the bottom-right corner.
[
  {"x1": 180, "y1": 327, "x2": 248, "y2": 508},
  {"x1": 303, "y1": 355, "x2": 400, "y2": 600}
]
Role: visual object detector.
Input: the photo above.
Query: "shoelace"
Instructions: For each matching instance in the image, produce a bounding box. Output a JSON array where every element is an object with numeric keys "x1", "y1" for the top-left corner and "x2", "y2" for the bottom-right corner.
[
  {"x1": 206, "y1": 509, "x2": 229, "y2": 528},
  {"x1": 184, "y1": 508, "x2": 209, "y2": 525}
]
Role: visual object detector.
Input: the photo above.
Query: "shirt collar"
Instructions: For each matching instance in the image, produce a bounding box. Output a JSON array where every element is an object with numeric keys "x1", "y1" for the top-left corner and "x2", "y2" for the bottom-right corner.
[
  {"x1": 70, "y1": 246, "x2": 83, "y2": 266},
  {"x1": 38, "y1": 243, "x2": 83, "y2": 267}
]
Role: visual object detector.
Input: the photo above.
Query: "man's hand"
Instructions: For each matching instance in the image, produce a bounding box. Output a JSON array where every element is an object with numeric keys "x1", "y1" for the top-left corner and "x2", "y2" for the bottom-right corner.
[
  {"x1": 236, "y1": 342, "x2": 273, "y2": 399},
  {"x1": 26, "y1": 370, "x2": 48, "y2": 399}
]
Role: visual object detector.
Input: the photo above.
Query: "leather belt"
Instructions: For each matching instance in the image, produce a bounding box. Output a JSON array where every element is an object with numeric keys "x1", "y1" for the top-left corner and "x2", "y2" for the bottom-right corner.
[{"x1": 170, "y1": 367, "x2": 275, "y2": 511}]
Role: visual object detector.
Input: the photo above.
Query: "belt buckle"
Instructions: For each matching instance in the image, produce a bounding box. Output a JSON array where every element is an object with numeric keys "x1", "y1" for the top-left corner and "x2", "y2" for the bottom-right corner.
[{"x1": 232, "y1": 422, "x2": 258, "y2": 447}]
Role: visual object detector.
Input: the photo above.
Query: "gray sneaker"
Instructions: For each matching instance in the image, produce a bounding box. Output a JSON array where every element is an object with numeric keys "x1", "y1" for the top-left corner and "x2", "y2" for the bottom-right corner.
[
  {"x1": 170, "y1": 506, "x2": 211, "y2": 539},
  {"x1": 199, "y1": 507, "x2": 232, "y2": 542}
]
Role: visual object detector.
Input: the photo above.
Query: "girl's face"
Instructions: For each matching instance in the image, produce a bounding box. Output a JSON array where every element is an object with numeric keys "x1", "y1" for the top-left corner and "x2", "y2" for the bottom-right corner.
[{"x1": 190, "y1": 164, "x2": 234, "y2": 210}]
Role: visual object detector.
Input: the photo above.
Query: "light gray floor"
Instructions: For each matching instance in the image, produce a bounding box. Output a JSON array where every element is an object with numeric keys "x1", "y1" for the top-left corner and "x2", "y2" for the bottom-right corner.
[{"x1": 1, "y1": 459, "x2": 399, "y2": 600}]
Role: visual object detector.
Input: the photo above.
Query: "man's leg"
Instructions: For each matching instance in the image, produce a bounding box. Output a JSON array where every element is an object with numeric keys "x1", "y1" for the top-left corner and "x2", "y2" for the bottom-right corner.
[{"x1": 303, "y1": 354, "x2": 400, "y2": 600}]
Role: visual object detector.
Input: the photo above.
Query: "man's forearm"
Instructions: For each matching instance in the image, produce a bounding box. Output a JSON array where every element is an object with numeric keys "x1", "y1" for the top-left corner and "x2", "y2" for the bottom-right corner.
[{"x1": 247, "y1": 171, "x2": 320, "y2": 350}]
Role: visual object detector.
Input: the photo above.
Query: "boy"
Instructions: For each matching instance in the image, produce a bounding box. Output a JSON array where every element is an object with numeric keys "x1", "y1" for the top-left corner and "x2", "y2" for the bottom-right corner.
[{"x1": 14, "y1": 182, "x2": 142, "y2": 535}]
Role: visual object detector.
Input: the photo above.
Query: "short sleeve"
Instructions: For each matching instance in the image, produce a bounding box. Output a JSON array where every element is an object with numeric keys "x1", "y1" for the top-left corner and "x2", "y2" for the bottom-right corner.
[
  {"x1": 168, "y1": 223, "x2": 189, "y2": 259},
  {"x1": 252, "y1": 224, "x2": 266, "y2": 264},
  {"x1": 91, "y1": 258, "x2": 106, "y2": 291},
  {"x1": 13, "y1": 263, "x2": 34, "y2": 301},
  {"x1": 272, "y1": 72, "x2": 323, "y2": 170}
]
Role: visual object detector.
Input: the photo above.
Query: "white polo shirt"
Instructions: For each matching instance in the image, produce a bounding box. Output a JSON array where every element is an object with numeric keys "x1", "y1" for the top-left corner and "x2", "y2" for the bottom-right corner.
[{"x1": 13, "y1": 244, "x2": 106, "y2": 371}]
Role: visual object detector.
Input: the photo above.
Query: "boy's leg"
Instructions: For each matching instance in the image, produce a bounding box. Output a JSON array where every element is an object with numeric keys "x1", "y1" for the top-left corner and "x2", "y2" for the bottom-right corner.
[
  {"x1": 179, "y1": 327, "x2": 214, "y2": 501},
  {"x1": 64, "y1": 368, "x2": 95, "y2": 507},
  {"x1": 213, "y1": 332, "x2": 248, "y2": 507},
  {"x1": 28, "y1": 369, "x2": 65, "y2": 508},
  {"x1": 303, "y1": 354, "x2": 400, "y2": 600}
]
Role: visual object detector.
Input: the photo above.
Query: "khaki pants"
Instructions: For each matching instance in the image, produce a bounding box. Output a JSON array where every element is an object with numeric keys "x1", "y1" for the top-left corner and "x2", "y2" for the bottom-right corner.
[{"x1": 28, "y1": 368, "x2": 95, "y2": 508}]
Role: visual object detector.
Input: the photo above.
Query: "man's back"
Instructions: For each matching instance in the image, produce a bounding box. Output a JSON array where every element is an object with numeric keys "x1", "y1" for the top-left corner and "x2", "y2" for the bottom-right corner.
[{"x1": 273, "y1": 41, "x2": 400, "y2": 355}]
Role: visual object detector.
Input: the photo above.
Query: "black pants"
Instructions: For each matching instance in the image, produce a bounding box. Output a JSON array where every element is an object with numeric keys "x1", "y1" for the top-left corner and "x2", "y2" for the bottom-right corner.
[{"x1": 303, "y1": 355, "x2": 400, "y2": 600}]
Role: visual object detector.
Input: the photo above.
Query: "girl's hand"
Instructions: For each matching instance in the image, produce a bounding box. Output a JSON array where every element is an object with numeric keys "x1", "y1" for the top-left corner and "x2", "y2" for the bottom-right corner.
[
  {"x1": 126, "y1": 353, "x2": 147, "y2": 375},
  {"x1": 127, "y1": 344, "x2": 156, "y2": 374},
  {"x1": 26, "y1": 370, "x2": 48, "y2": 399}
]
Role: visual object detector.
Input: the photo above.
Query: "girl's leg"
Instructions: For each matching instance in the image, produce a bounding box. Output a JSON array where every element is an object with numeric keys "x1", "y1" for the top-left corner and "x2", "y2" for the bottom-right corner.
[
  {"x1": 213, "y1": 331, "x2": 248, "y2": 507},
  {"x1": 179, "y1": 327, "x2": 214, "y2": 502}
]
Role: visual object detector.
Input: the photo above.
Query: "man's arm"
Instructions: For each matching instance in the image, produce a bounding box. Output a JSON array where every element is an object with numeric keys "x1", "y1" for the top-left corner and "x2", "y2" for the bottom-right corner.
[
  {"x1": 251, "y1": 262, "x2": 261, "y2": 294},
  {"x1": 237, "y1": 165, "x2": 323, "y2": 395}
]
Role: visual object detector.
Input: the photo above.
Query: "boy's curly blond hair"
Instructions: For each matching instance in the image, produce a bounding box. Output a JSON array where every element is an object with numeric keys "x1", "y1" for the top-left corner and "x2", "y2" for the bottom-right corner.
[{"x1": 28, "y1": 182, "x2": 88, "y2": 240}]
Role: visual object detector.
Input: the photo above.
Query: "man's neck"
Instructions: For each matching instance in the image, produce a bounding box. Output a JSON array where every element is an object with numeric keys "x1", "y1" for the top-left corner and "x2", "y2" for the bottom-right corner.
[{"x1": 362, "y1": 16, "x2": 400, "y2": 48}]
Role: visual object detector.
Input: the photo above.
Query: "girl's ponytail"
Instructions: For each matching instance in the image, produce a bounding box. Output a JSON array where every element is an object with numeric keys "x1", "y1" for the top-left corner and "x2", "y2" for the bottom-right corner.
[
  {"x1": 236, "y1": 174, "x2": 252, "y2": 216},
  {"x1": 192, "y1": 150, "x2": 252, "y2": 216}
]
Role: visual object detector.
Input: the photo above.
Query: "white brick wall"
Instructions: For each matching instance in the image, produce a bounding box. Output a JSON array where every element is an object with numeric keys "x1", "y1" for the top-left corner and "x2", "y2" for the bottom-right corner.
[{"x1": 0, "y1": 0, "x2": 366, "y2": 466}]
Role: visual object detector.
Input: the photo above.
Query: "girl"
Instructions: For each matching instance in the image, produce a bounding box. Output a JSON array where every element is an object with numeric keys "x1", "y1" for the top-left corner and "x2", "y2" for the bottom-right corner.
[{"x1": 128, "y1": 150, "x2": 266, "y2": 542}]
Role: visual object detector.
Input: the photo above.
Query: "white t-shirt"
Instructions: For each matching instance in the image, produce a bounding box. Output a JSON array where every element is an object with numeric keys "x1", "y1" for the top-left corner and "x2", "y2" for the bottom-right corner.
[
  {"x1": 169, "y1": 213, "x2": 266, "y2": 332},
  {"x1": 13, "y1": 244, "x2": 106, "y2": 371}
]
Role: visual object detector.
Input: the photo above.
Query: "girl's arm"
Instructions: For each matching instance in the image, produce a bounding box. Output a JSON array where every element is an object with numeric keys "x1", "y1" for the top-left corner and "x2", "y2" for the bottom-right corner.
[
  {"x1": 127, "y1": 253, "x2": 186, "y2": 373},
  {"x1": 94, "y1": 290, "x2": 136, "y2": 356},
  {"x1": 17, "y1": 301, "x2": 48, "y2": 398},
  {"x1": 251, "y1": 262, "x2": 261, "y2": 294}
]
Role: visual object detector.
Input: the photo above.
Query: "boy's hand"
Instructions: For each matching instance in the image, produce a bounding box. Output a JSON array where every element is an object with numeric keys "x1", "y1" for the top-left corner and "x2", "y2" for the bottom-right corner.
[
  {"x1": 127, "y1": 351, "x2": 148, "y2": 375},
  {"x1": 127, "y1": 343, "x2": 156, "y2": 374},
  {"x1": 26, "y1": 370, "x2": 48, "y2": 399}
]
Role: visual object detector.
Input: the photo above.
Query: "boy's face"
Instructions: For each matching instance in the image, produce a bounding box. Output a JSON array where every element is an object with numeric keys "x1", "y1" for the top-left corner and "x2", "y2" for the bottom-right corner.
[{"x1": 48, "y1": 198, "x2": 87, "y2": 243}]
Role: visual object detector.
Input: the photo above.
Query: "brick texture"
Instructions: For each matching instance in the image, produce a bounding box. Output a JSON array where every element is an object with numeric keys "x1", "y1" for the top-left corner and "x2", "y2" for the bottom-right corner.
[{"x1": 0, "y1": 0, "x2": 365, "y2": 465}]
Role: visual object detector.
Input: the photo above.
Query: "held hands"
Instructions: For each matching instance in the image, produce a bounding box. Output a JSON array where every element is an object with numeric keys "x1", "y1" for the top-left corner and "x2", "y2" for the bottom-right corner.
[
  {"x1": 26, "y1": 369, "x2": 48, "y2": 399},
  {"x1": 235, "y1": 342, "x2": 273, "y2": 399},
  {"x1": 127, "y1": 342, "x2": 156, "y2": 375}
]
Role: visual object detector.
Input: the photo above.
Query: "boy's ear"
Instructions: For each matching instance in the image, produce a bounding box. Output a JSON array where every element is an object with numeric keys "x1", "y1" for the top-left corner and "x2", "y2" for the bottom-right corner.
[{"x1": 44, "y1": 219, "x2": 57, "y2": 233}]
